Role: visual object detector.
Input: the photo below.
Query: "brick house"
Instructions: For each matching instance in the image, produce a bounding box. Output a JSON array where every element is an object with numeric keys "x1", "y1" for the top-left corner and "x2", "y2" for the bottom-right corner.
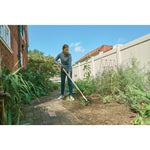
[
  {"x1": 75, "y1": 45, "x2": 113, "y2": 64},
  {"x1": 0, "y1": 25, "x2": 28, "y2": 71}
]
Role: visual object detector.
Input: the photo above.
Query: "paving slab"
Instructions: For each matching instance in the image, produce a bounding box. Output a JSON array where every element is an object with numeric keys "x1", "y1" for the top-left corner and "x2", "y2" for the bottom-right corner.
[{"x1": 20, "y1": 90, "x2": 82, "y2": 125}]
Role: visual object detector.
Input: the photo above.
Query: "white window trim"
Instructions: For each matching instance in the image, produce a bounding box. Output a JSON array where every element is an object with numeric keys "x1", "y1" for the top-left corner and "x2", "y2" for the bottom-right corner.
[
  {"x1": 0, "y1": 25, "x2": 13, "y2": 54},
  {"x1": 20, "y1": 52, "x2": 23, "y2": 66},
  {"x1": 20, "y1": 27, "x2": 26, "y2": 43}
]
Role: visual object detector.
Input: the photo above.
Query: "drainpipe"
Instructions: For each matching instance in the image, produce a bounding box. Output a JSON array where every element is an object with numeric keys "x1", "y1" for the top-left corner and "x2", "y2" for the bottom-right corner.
[
  {"x1": 26, "y1": 42, "x2": 29, "y2": 73},
  {"x1": 26, "y1": 25, "x2": 29, "y2": 73},
  {"x1": 18, "y1": 25, "x2": 21, "y2": 68}
]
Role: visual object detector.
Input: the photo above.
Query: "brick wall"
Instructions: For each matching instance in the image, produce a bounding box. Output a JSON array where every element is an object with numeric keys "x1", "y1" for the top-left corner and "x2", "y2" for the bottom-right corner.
[
  {"x1": 0, "y1": 25, "x2": 28, "y2": 71},
  {"x1": 0, "y1": 42, "x2": 14, "y2": 71},
  {"x1": 9, "y1": 25, "x2": 19, "y2": 71}
]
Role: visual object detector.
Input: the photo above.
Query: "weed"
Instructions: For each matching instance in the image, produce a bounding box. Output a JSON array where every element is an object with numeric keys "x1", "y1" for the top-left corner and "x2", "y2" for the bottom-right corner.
[
  {"x1": 80, "y1": 98, "x2": 86, "y2": 106},
  {"x1": 134, "y1": 116, "x2": 144, "y2": 125},
  {"x1": 103, "y1": 95, "x2": 111, "y2": 104},
  {"x1": 66, "y1": 96, "x2": 72, "y2": 103}
]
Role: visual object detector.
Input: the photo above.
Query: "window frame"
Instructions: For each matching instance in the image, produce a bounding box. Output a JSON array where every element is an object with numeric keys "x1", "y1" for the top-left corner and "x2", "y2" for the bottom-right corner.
[
  {"x1": 20, "y1": 52, "x2": 23, "y2": 66},
  {"x1": 0, "y1": 25, "x2": 13, "y2": 54},
  {"x1": 20, "y1": 25, "x2": 25, "y2": 41}
]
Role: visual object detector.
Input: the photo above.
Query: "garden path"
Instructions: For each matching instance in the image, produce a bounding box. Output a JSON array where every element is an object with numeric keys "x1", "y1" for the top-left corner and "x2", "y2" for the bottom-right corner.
[{"x1": 20, "y1": 90, "x2": 82, "y2": 125}]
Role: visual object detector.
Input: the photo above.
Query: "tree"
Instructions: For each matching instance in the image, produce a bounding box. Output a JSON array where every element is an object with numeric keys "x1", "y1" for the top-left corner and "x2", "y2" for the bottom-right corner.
[
  {"x1": 28, "y1": 49, "x2": 44, "y2": 55},
  {"x1": 28, "y1": 49, "x2": 60, "y2": 77}
]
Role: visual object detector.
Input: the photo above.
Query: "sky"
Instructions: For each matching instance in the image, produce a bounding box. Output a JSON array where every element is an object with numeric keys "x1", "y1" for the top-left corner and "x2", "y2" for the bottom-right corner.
[{"x1": 28, "y1": 25, "x2": 150, "y2": 65}]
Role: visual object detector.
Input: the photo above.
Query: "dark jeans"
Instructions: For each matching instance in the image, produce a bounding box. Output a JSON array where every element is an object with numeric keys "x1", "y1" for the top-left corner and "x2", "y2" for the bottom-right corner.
[{"x1": 61, "y1": 69, "x2": 73, "y2": 96}]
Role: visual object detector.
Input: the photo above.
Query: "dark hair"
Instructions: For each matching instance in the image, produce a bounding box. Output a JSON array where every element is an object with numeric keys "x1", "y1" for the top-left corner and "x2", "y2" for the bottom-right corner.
[{"x1": 62, "y1": 44, "x2": 69, "y2": 50}]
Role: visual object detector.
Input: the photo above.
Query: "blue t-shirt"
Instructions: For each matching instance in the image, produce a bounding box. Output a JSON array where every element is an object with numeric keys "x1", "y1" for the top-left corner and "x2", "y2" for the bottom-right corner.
[{"x1": 54, "y1": 52, "x2": 72, "y2": 72}]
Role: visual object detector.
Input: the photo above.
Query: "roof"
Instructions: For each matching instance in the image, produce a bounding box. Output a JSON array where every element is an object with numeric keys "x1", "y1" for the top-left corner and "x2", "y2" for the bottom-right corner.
[{"x1": 75, "y1": 45, "x2": 113, "y2": 63}]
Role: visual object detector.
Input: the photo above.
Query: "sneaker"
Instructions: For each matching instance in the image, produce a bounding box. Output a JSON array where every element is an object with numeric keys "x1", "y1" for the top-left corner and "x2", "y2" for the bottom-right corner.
[
  {"x1": 57, "y1": 95, "x2": 64, "y2": 99},
  {"x1": 70, "y1": 96, "x2": 75, "y2": 101}
]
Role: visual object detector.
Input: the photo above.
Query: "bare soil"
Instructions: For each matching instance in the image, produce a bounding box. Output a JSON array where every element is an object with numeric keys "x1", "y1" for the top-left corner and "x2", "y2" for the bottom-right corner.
[
  {"x1": 61, "y1": 93, "x2": 138, "y2": 125},
  {"x1": 20, "y1": 90, "x2": 138, "y2": 125}
]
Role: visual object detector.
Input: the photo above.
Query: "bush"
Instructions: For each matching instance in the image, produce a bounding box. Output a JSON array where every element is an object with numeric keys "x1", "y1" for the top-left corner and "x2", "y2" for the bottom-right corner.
[
  {"x1": 2, "y1": 67, "x2": 38, "y2": 125},
  {"x1": 1, "y1": 67, "x2": 59, "y2": 125},
  {"x1": 73, "y1": 78, "x2": 97, "y2": 95},
  {"x1": 20, "y1": 70, "x2": 59, "y2": 96}
]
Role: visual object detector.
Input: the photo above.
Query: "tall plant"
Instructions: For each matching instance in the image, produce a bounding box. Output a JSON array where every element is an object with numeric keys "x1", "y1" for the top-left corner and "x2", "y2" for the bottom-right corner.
[
  {"x1": 83, "y1": 56, "x2": 91, "y2": 80},
  {"x1": 2, "y1": 66, "x2": 38, "y2": 125}
]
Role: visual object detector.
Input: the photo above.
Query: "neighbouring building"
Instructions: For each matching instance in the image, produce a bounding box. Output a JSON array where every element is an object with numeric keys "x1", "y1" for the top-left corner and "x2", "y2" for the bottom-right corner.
[
  {"x1": 73, "y1": 33, "x2": 150, "y2": 81},
  {"x1": 75, "y1": 45, "x2": 113, "y2": 64},
  {"x1": 50, "y1": 77, "x2": 61, "y2": 83},
  {"x1": 0, "y1": 25, "x2": 29, "y2": 71}
]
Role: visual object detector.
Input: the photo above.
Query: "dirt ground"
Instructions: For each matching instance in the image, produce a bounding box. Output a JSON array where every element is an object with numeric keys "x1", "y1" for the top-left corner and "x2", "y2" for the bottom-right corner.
[
  {"x1": 20, "y1": 90, "x2": 138, "y2": 125},
  {"x1": 61, "y1": 93, "x2": 138, "y2": 125}
]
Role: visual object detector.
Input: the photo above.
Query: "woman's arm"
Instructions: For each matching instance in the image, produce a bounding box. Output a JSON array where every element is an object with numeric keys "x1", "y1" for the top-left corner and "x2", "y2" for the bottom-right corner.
[
  {"x1": 54, "y1": 53, "x2": 60, "y2": 64},
  {"x1": 54, "y1": 53, "x2": 62, "y2": 68}
]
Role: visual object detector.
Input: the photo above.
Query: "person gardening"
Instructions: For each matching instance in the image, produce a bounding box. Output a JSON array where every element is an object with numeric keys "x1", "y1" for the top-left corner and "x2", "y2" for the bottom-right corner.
[{"x1": 54, "y1": 44, "x2": 75, "y2": 101}]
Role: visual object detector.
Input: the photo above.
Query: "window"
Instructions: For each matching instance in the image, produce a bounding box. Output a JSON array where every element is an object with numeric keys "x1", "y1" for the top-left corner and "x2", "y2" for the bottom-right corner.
[
  {"x1": 20, "y1": 25, "x2": 25, "y2": 39},
  {"x1": 20, "y1": 25, "x2": 23, "y2": 34},
  {"x1": 23, "y1": 30, "x2": 25, "y2": 39},
  {"x1": 0, "y1": 25, "x2": 11, "y2": 47},
  {"x1": 22, "y1": 44, "x2": 25, "y2": 50},
  {"x1": 20, "y1": 52, "x2": 23, "y2": 66}
]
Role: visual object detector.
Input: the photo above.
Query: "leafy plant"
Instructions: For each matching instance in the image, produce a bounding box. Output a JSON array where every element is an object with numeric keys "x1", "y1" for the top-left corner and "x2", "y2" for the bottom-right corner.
[
  {"x1": 134, "y1": 116, "x2": 144, "y2": 125},
  {"x1": 20, "y1": 70, "x2": 59, "y2": 97},
  {"x1": 145, "y1": 120, "x2": 150, "y2": 125},
  {"x1": 83, "y1": 56, "x2": 91, "y2": 80},
  {"x1": 28, "y1": 49, "x2": 60, "y2": 77},
  {"x1": 73, "y1": 57, "x2": 150, "y2": 124},
  {"x1": 66, "y1": 96, "x2": 72, "y2": 102},
  {"x1": 131, "y1": 103, "x2": 150, "y2": 119},
  {"x1": 103, "y1": 95, "x2": 111, "y2": 104},
  {"x1": 1, "y1": 66, "x2": 59, "y2": 125},
  {"x1": 2, "y1": 67, "x2": 38, "y2": 124},
  {"x1": 80, "y1": 98, "x2": 86, "y2": 106}
]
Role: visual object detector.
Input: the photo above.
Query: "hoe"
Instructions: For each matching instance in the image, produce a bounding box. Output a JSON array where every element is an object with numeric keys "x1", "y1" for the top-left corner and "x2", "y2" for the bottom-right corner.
[{"x1": 62, "y1": 68, "x2": 90, "y2": 106}]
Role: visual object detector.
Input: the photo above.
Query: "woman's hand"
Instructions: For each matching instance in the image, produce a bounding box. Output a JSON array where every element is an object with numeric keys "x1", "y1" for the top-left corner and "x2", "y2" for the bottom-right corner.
[
  {"x1": 57, "y1": 64, "x2": 62, "y2": 68},
  {"x1": 68, "y1": 72, "x2": 71, "y2": 78}
]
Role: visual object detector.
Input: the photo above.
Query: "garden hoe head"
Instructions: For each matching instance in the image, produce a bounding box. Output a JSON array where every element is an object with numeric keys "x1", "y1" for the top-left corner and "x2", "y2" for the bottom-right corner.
[
  {"x1": 78, "y1": 89, "x2": 90, "y2": 106},
  {"x1": 62, "y1": 68, "x2": 90, "y2": 106},
  {"x1": 83, "y1": 95, "x2": 90, "y2": 106}
]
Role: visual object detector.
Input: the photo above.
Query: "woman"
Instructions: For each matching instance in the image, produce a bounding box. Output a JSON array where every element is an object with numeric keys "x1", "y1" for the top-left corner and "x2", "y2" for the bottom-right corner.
[{"x1": 54, "y1": 44, "x2": 75, "y2": 101}]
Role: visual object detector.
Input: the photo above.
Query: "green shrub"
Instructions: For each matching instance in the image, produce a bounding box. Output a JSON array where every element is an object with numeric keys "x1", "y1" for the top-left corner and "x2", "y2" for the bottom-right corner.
[
  {"x1": 20, "y1": 70, "x2": 59, "y2": 96},
  {"x1": 1, "y1": 67, "x2": 59, "y2": 125},
  {"x1": 73, "y1": 78, "x2": 97, "y2": 95},
  {"x1": 2, "y1": 67, "x2": 38, "y2": 125}
]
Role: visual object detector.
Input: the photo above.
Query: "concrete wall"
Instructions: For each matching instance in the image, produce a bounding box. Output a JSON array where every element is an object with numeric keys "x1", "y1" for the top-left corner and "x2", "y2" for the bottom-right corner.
[
  {"x1": 72, "y1": 33, "x2": 150, "y2": 81},
  {"x1": 120, "y1": 34, "x2": 150, "y2": 70}
]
